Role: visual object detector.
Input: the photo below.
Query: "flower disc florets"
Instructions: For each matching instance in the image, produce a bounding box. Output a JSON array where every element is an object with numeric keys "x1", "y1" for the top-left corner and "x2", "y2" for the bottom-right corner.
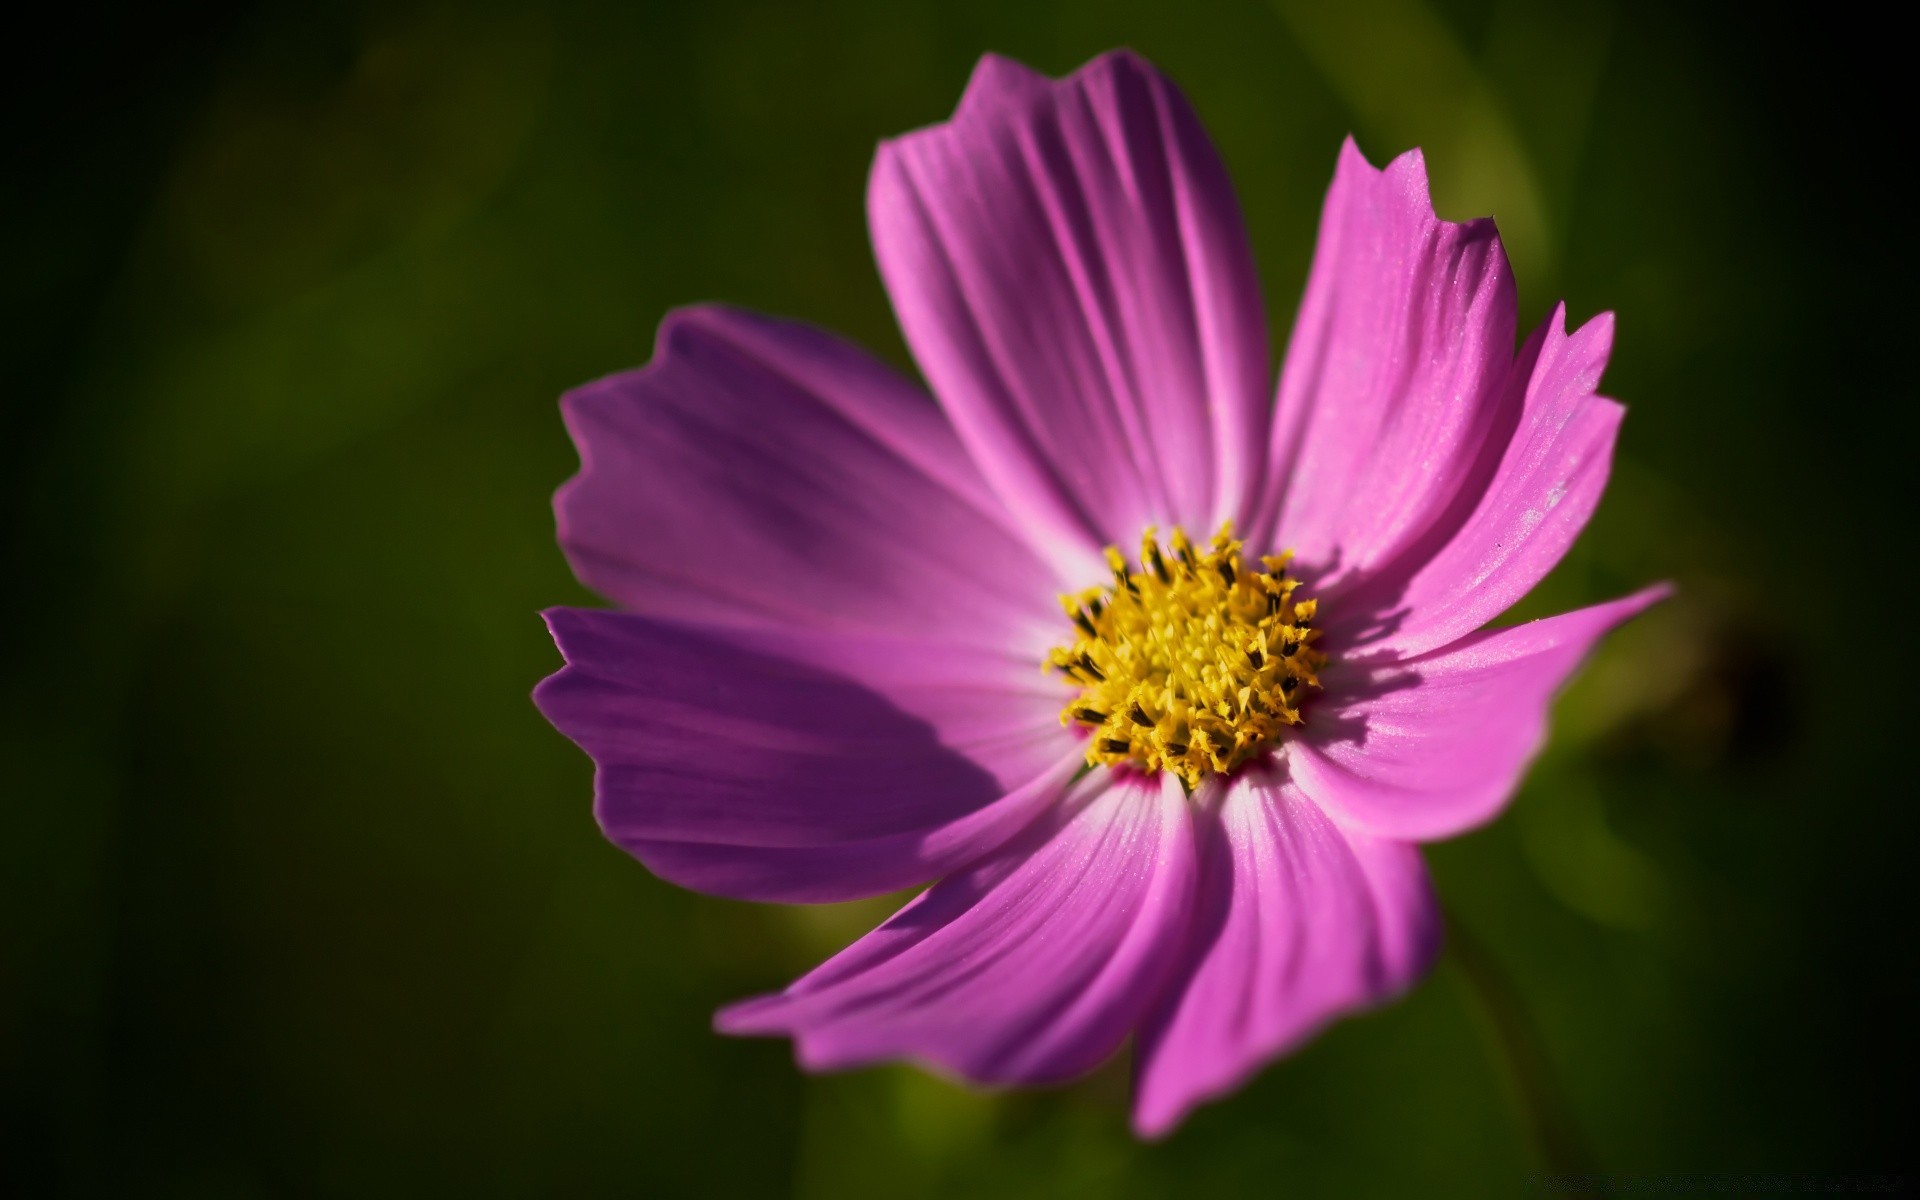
[{"x1": 1045, "y1": 523, "x2": 1325, "y2": 789}]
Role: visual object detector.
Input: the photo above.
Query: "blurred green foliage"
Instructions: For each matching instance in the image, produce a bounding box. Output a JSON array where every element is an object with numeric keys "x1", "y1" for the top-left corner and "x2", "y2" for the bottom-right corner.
[{"x1": 3, "y1": 0, "x2": 1909, "y2": 1195}]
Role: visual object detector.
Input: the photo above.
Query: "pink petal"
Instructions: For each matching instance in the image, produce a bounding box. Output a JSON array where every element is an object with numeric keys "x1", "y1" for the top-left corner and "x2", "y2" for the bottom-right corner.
[
  {"x1": 1329, "y1": 305, "x2": 1625, "y2": 658},
  {"x1": 555, "y1": 305, "x2": 1060, "y2": 649},
  {"x1": 1133, "y1": 763, "x2": 1438, "y2": 1137},
  {"x1": 1252, "y1": 140, "x2": 1519, "y2": 594},
  {"x1": 869, "y1": 51, "x2": 1271, "y2": 572},
  {"x1": 1289, "y1": 586, "x2": 1672, "y2": 842},
  {"x1": 535, "y1": 608, "x2": 1080, "y2": 903},
  {"x1": 717, "y1": 770, "x2": 1195, "y2": 1086}
]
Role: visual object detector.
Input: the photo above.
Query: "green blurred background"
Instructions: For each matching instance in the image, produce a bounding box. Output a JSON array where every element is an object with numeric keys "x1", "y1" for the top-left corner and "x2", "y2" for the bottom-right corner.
[{"x1": 4, "y1": 0, "x2": 1911, "y2": 1194}]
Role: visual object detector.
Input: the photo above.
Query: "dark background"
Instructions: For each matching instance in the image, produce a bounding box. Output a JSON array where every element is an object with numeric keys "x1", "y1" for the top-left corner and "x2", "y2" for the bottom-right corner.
[{"x1": 4, "y1": 1, "x2": 1912, "y2": 1195}]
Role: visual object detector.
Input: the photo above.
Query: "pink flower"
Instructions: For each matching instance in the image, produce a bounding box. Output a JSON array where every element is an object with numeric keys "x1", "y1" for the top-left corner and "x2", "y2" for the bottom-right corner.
[{"x1": 534, "y1": 49, "x2": 1667, "y2": 1136}]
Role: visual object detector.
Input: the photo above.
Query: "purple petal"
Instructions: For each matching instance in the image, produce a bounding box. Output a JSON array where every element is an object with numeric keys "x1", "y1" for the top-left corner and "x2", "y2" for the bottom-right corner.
[
  {"x1": 717, "y1": 769, "x2": 1195, "y2": 1085},
  {"x1": 1289, "y1": 586, "x2": 1672, "y2": 842},
  {"x1": 556, "y1": 305, "x2": 1060, "y2": 648},
  {"x1": 535, "y1": 608, "x2": 1080, "y2": 903},
  {"x1": 869, "y1": 51, "x2": 1271, "y2": 571},
  {"x1": 1328, "y1": 305, "x2": 1625, "y2": 658},
  {"x1": 1252, "y1": 141, "x2": 1518, "y2": 593},
  {"x1": 952, "y1": 51, "x2": 1052, "y2": 116},
  {"x1": 1133, "y1": 763, "x2": 1439, "y2": 1137}
]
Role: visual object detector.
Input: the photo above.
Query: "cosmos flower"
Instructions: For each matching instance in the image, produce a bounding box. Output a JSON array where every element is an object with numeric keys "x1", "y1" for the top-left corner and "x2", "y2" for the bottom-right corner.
[{"x1": 534, "y1": 48, "x2": 1667, "y2": 1136}]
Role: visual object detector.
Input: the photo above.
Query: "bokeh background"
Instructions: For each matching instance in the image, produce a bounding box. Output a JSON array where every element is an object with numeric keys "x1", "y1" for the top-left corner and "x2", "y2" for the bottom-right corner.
[{"x1": 5, "y1": 0, "x2": 1911, "y2": 1194}]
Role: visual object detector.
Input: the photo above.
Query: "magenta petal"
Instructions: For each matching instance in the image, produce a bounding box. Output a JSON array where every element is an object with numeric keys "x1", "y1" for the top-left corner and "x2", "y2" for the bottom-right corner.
[
  {"x1": 1290, "y1": 586, "x2": 1672, "y2": 842},
  {"x1": 1132, "y1": 763, "x2": 1438, "y2": 1137},
  {"x1": 556, "y1": 305, "x2": 1059, "y2": 647},
  {"x1": 626, "y1": 761, "x2": 1080, "y2": 906},
  {"x1": 716, "y1": 770, "x2": 1195, "y2": 1085},
  {"x1": 869, "y1": 51, "x2": 1272, "y2": 570},
  {"x1": 1330, "y1": 305, "x2": 1625, "y2": 658},
  {"x1": 535, "y1": 608, "x2": 1079, "y2": 903},
  {"x1": 952, "y1": 51, "x2": 1051, "y2": 116},
  {"x1": 1253, "y1": 141, "x2": 1518, "y2": 591}
]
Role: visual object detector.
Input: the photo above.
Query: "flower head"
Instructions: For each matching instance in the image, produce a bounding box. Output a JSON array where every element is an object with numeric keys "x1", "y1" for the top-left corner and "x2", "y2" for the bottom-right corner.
[{"x1": 534, "y1": 49, "x2": 1667, "y2": 1136}]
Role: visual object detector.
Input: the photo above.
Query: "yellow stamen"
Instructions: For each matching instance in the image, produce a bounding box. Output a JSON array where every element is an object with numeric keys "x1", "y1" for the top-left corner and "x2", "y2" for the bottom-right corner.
[{"x1": 1044, "y1": 522, "x2": 1326, "y2": 789}]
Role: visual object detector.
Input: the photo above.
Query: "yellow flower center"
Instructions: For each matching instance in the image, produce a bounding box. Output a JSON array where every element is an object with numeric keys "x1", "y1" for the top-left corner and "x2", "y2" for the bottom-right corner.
[{"x1": 1045, "y1": 523, "x2": 1325, "y2": 790}]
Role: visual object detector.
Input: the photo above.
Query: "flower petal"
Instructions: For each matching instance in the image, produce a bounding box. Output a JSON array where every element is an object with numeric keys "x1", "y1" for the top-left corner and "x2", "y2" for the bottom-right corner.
[
  {"x1": 556, "y1": 304, "x2": 1059, "y2": 648},
  {"x1": 535, "y1": 608, "x2": 1080, "y2": 903},
  {"x1": 717, "y1": 770, "x2": 1195, "y2": 1085},
  {"x1": 1132, "y1": 763, "x2": 1438, "y2": 1138},
  {"x1": 1328, "y1": 305, "x2": 1625, "y2": 658},
  {"x1": 1252, "y1": 140, "x2": 1519, "y2": 593},
  {"x1": 1289, "y1": 586, "x2": 1671, "y2": 842},
  {"x1": 869, "y1": 51, "x2": 1271, "y2": 571}
]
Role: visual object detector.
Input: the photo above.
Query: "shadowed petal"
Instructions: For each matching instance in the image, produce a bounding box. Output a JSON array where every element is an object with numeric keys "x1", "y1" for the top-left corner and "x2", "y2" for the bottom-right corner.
[
  {"x1": 535, "y1": 608, "x2": 1079, "y2": 903},
  {"x1": 556, "y1": 305, "x2": 1060, "y2": 648},
  {"x1": 1329, "y1": 305, "x2": 1625, "y2": 658},
  {"x1": 717, "y1": 770, "x2": 1195, "y2": 1085},
  {"x1": 1252, "y1": 140, "x2": 1518, "y2": 592},
  {"x1": 1133, "y1": 763, "x2": 1438, "y2": 1137},
  {"x1": 1290, "y1": 586, "x2": 1671, "y2": 842},
  {"x1": 869, "y1": 51, "x2": 1271, "y2": 572}
]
